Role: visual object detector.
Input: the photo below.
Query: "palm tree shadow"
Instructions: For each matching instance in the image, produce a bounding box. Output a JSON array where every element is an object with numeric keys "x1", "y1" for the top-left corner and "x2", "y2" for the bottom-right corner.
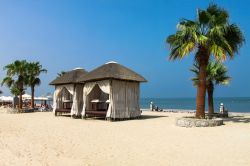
[
  {"x1": 110, "y1": 115, "x2": 168, "y2": 122},
  {"x1": 223, "y1": 115, "x2": 250, "y2": 123}
]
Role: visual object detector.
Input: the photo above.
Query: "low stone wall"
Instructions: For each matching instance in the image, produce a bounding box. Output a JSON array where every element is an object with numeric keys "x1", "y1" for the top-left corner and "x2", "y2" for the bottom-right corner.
[{"x1": 176, "y1": 117, "x2": 223, "y2": 127}]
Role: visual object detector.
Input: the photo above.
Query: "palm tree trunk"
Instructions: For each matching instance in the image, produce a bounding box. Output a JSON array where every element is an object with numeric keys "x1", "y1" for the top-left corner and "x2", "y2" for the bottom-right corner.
[
  {"x1": 207, "y1": 83, "x2": 214, "y2": 114},
  {"x1": 31, "y1": 86, "x2": 35, "y2": 108},
  {"x1": 19, "y1": 92, "x2": 23, "y2": 109},
  {"x1": 19, "y1": 82, "x2": 23, "y2": 109},
  {"x1": 196, "y1": 47, "x2": 209, "y2": 119}
]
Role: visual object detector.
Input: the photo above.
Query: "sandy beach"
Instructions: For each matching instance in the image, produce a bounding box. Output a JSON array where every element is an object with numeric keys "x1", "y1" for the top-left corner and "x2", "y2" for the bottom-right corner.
[{"x1": 0, "y1": 109, "x2": 250, "y2": 166}]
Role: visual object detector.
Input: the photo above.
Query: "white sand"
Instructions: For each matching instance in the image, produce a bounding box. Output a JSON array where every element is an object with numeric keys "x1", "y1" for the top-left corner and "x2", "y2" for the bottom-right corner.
[{"x1": 0, "y1": 110, "x2": 250, "y2": 166}]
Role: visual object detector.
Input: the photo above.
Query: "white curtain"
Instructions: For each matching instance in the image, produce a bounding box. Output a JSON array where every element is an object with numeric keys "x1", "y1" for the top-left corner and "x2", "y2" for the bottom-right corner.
[
  {"x1": 97, "y1": 80, "x2": 111, "y2": 118},
  {"x1": 63, "y1": 84, "x2": 74, "y2": 95},
  {"x1": 81, "y1": 80, "x2": 111, "y2": 117},
  {"x1": 81, "y1": 82, "x2": 97, "y2": 117},
  {"x1": 71, "y1": 84, "x2": 83, "y2": 116},
  {"x1": 105, "y1": 88, "x2": 112, "y2": 118},
  {"x1": 52, "y1": 85, "x2": 65, "y2": 113},
  {"x1": 98, "y1": 80, "x2": 110, "y2": 94},
  {"x1": 52, "y1": 84, "x2": 74, "y2": 113}
]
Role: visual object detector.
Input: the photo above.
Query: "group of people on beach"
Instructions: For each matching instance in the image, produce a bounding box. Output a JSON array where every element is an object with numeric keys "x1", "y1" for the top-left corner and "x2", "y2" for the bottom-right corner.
[
  {"x1": 0, "y1": 99, "x2": 52, "y2": 112},
  {"x1": 150, "y1": 101, "x2": 228, "y2": 114},
  {"x1": 150, "y1": 101, "x2": 163, "y2": 112}
]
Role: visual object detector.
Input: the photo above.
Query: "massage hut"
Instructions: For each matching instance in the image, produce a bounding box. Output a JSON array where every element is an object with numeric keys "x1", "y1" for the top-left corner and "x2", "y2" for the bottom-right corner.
[
  {"x1": 50, "y1": 68, "x2": 88, "y2": 116},
  {"x1": 78, "y1": 61, "x2": 147, "y2": 120}
]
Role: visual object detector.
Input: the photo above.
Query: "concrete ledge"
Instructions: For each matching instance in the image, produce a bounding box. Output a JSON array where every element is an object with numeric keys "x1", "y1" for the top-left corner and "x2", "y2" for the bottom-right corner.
[{"x1": 176, "y1": 117, "x2": 223, "y2": 127}]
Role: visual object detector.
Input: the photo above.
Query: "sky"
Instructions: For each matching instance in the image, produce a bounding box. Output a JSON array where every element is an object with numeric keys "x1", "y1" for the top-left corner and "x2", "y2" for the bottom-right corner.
[{"x1": 0, "y1": 0, "x2": 249, "y2": 98}]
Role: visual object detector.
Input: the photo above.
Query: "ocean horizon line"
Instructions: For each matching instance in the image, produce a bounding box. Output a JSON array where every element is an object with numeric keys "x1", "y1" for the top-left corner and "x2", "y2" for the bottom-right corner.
[
  {"x1": 141, "y1": 97, "x2": 250, "y2": 99},
  {"x1": 140, "y1": 97, "x2": 250, "y2": 113}
]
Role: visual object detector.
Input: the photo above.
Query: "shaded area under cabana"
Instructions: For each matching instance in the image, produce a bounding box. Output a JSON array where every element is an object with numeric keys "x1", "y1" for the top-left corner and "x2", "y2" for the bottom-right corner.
[
  {"x1": 78, "y1": 61, "x2": 147, "y2": 120},
  {"x1": 85, "y1": 84, "x2": 110, "y2": 118},
  {"x1": 49, "y1": 68, "x2": 88, "y2": 116}
]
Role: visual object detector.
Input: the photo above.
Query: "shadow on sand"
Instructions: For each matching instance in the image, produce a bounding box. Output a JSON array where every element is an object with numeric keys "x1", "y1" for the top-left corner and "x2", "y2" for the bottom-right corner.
[
  {"x1": 108, "y1": 115, "x2": 168, "y2": 122},
  {"x1": 139, "y1": 115, "x2": 168, "y2": 120},
  {"x1": 55, "y1": 114, "x2": 71, "y2": 118},
  {"x1": 223, "y1": 115, "x2": 250, "y2": 123},
  {"x1": 54, "y1": 114, "x2": 168, "y2": 121}
]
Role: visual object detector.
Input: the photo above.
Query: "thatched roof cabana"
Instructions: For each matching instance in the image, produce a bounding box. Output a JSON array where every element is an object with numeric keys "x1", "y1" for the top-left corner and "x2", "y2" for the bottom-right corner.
[
  {"x1": 50, "y1": 68, "x2": 88, "y2": 85},
  {"x1": 79, "y1": 61, "x2": 146, "y2": 120},
  {"x1": 50, "y1": 68, "x2": 88, "y2": 116},
  {"x1": 78, "y1": 61, "x2": 146, "y2": 83}
]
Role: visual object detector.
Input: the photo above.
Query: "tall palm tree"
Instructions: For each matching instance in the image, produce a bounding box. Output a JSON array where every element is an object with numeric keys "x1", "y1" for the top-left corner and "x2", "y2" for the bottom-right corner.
[
  {"x1": 166, "y1": 4, "x2": 244, "y2": 118},
  {"x1": 191, "y1": 61, "x2": 231, "y2": 114},
  {"x1": 1, "y1": 60, "x2": 28, "y2": 109},
  {"x1": 27, "y1": 62, "x2": 47, "y2": 108}
]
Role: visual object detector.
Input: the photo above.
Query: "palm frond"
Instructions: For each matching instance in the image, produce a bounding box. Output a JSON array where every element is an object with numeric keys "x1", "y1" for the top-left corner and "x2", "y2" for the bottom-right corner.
[
  {"x1": 167, "y1": 20, "x2": 199, "y2": 60},
  {"x1": 190, "y1": 61, "x2": 230, "y2": 87},
  {"x1": 26, "y1": 61, "x2": 47, "y2": 87},
  {"x1": 224, "y1": 24, "x2": 245, "y2": 58},
  {"x1": 190, "y1": 62, "x2": 200, "y2": 87},
  {"x1": 1, "y1": 77, "x2": 14, "y2": 87},
  {"x1": 209, "y1": 43, "x2": 227, "y2": 61}
]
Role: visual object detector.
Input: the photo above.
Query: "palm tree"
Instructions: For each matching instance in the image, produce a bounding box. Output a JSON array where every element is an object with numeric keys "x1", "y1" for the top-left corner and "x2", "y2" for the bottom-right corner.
[
  {"x1": 191, "y1": 61, "x2": 231, "y2": 114},
  {"x1": 1, "y1": 60, "x2": 28, "y2": 109},
  {"x1": 166, "y1": 4, "x2": 244, "y2": 118},
  {"x1": 9, "y1": 83, "x2": 23, "y2": 109},
  {"x1": 27, "y1": 62, "x2": 47, "y2": 108},
  {"x1": 57, "y1": 71, "x2": 66, "y2": 77},
  {"x1": 10, "y1": 83, "x2": 22, "y2": 97}
]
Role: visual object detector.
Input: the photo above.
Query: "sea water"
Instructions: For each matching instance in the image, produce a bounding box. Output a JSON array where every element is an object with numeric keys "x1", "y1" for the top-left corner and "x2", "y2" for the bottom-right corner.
[{"x1": 140, "y1": 97, "x2": 250, "y2": 113}]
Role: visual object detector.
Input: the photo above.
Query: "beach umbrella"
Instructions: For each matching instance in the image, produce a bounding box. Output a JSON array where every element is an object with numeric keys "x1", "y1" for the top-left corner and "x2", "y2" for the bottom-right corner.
[
  {"x1": 0, "y1": 96, "x2": 13, "y2": 102},
  {"x1": 22, "y1": 94, "x2": 31, "y2": 100},
  {"x1": 36, "y1": 96, "x2": 48, "y2": 100},
  {"x1": 46, "y1": 95, "x2": 53, "y2": 100},
  {"x1": 35, "y1": 96, "x2": 50, "y2": 105}
]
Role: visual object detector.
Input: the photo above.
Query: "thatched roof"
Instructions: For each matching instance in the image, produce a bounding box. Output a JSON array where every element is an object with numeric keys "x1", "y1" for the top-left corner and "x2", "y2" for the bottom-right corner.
[
  {"x1": 50, "y1": 68, "x2": 88, "y2": 85},
  {"x1": 78, "y1": 62, "x2": 147, "y2": 82}
]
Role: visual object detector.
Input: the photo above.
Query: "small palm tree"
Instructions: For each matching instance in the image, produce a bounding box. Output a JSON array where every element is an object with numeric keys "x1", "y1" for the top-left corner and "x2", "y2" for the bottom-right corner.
[
  {"x1": 191, "y1": 61, "x2": 231, "y2": 114},
  {"x1": 1, "y1": 60, "x2": 28, "y2": 109},
  {"x1": 9, "y1": 84, "x2": 23, "y2": 108},
  {"x1": 10, "y1": 84, "x2": 22, "y2": 97},
  {"x1": 57, "y1": 71, "x2": 66, "y2": 77},
  {"x1": 166, "y1": 4, "x2": 244, "y2": 118},
  {"x1": 27, "y1": 62, "x2": 47, "y2": 108}
]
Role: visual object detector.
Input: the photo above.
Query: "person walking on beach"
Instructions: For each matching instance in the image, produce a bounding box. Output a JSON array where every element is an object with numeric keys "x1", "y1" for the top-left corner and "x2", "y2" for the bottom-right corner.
[
  {"x1": 150, "y1": 101, "x2": 155, "y2": 111},
  {"x1": 220, "y1": 103, "x2": 225, "y2": 113}
]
